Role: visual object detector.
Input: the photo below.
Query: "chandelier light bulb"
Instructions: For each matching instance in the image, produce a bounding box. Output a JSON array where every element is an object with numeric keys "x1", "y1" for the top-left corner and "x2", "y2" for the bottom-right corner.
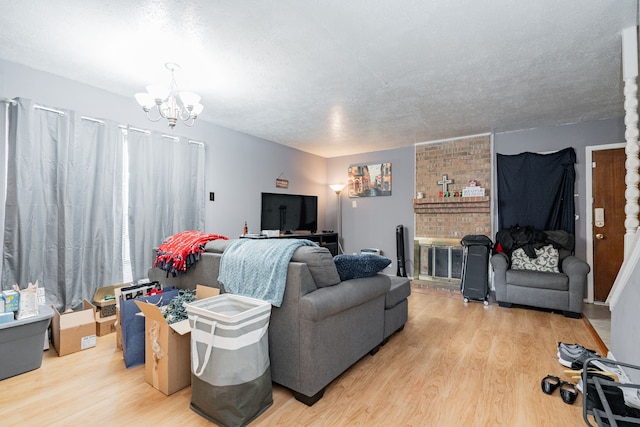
[
  {"x1": 180, "y1": 91, "x2": 201, "y2": 107},
  {"x1": 146, "y1": 85, "x2": 169, "y2": 103},
  {"x1": 134, "y1": 92, "x2": 154, "y2": 110},
  {"x1": 191, "y1": 103, "x2": 204, "y2": 116}
]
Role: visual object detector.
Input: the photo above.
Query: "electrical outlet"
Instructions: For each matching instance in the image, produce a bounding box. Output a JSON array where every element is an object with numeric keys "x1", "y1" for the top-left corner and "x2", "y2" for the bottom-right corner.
[
  {"x1": 352, "y1": 200, "x2": 357, "y2": 208},
  {"x1": 209, "y1": 192, "x2": 215, "y2": 201}
]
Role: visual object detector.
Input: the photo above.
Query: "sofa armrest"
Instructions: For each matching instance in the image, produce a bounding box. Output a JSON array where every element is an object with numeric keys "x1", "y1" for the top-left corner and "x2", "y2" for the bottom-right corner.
[
  {"x1": 562, "y1": 256, "x2": 591, "y2": 278},
  {"x1": 562, "y1": 256, "x2": 590, "y2": 313},
  {"x1": 490, "y1": 253, "x2": 509, "y2": 301}
]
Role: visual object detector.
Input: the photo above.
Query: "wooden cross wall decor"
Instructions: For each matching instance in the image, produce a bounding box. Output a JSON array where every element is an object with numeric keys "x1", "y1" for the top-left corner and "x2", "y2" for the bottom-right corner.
[{"x1": 437, "y1": 174, "x2": 453, "y2": 193}]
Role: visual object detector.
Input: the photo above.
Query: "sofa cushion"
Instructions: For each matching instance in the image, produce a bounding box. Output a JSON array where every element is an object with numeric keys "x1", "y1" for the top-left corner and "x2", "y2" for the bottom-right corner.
[
  {"x1": 299, "y1": 274, "x2": 391, "y2": 321},
  {"x1": 291, "y1": 246, "x2": 341, "y2": 288},
  {"x1": 511, "y1": 245, "x2": 560, "y2": 273},
  {"x1": 333, "y1": 254, "x2": 392, "y2": 281},
  {"x1": 385, "y1": 276, "x2": 411, "y2": 309},
  {"x1": 506, "y1": 269, "x2": 569, "y2": 291}
]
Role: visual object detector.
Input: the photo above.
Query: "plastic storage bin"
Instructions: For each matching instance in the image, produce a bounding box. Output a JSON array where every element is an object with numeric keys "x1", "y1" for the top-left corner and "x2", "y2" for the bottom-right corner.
[
  {"x1": 0, "y1": 305, "x2": 54, "y2": 380},
  {"x1": 186, "y1": 294, "x2": 273, "y2": 427}
]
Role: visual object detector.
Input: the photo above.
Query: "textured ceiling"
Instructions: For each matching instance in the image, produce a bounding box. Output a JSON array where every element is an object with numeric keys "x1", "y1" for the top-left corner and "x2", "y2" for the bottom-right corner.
[{"x1": 0, "y1": 1, "x2": 637, "y2": 157}]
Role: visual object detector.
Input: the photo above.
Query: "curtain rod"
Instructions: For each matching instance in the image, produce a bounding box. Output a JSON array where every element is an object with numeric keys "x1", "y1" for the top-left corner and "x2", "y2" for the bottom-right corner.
[
  {"x1": 81, "y1": 116, "x2": 104, "y2": 125},
  {"x1": 119, "y1": 125, "x2": 150, "y2": 135},
  {"x1": 34, "y1": 104, "x2": 65, "y2": 116},
  {"x1": 1, "y1": 98, "x2": 17, "y2": 105},
  {"x1": 163, "y1": 135, "x2": 206, "y2": 146},
  {"x1": 118, "y1": 125, "x2": 203, "y2": 144}
]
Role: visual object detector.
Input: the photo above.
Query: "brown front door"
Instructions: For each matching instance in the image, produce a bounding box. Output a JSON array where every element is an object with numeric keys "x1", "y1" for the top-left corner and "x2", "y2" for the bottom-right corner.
[{"x1": 592, "y1": 148, "x2": 626, "y2": 302}]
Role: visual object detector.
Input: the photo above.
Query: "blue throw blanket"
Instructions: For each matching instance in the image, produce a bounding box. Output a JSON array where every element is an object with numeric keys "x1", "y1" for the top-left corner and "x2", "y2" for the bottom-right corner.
[{"x1": 218, "y1": 239, "x2": 318, "y2": 307}]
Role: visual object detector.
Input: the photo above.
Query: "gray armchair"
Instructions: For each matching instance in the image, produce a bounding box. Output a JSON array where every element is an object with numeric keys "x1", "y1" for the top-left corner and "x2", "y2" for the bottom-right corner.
[{"x1": 490, "y1": 231, "x2": 590, "y2": 318}]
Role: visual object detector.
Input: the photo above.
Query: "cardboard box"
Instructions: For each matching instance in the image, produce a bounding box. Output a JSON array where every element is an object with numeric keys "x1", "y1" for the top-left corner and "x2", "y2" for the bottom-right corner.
[
  {"x1": 114, "y1": 286, "x2": 124, "y2": 350},
  {"x1": 134, "y1": 285, "x2": 219, "y2": 395},
  {"x1": 96, "y1": 313, "x2": 117, "y2": 336},
  {"x1": 51, "y1": 300, "x2": 97, "y2": 356},
  {"x1": 2, "y1": 290, "x2": 19, "y2": 312},
  {"x1": 115, "y1": 306, "x2": 122, "y2": 350},
  {"x1": 94, "y1": 283, "x2": 130, "y2": 318}
]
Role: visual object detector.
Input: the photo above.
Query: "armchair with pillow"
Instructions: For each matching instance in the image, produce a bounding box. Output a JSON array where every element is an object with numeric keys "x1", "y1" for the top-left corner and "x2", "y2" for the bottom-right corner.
[{"x1": 490, "y1": 228, "x2": 590, "y2": 318}]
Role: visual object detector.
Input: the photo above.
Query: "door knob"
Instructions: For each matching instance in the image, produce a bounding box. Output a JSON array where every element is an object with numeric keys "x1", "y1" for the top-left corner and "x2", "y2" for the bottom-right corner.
[{"x1": 595, "y1": 233, "x2": 604, "y2": 240}]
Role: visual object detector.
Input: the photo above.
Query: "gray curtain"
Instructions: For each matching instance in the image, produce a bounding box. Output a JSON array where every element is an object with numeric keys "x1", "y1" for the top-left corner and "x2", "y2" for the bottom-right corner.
[
  {"x1": 0, "y1": 101, "x2": 8, "y2": 266},
  {"x1": 2, "y1": 98, "x2": 123, "y2": 309},
  {"x1": 127, "y1": 129, "x2": 205, "y2": 282}
]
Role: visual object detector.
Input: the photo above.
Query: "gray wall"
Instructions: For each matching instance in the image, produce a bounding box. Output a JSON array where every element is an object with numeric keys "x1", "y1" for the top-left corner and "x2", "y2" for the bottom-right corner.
[
  {"x1": 5, "y1": 59, "x2": 639, "y2": 357},
  {"x1": 493, "y1": 118, "x2": 625, "y2": 261},
  {"x1": 0, "y1": 59, "x2": 329, "y2": 244},
  {"x1": 327, "y1": 146, "x2": 415, "y2": 276}
]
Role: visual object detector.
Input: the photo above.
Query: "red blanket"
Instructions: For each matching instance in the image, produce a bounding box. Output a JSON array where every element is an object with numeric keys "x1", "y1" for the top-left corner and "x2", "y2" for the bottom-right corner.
[{"x1": 154, "y1": 230, "x2": 228, "y2": 276}]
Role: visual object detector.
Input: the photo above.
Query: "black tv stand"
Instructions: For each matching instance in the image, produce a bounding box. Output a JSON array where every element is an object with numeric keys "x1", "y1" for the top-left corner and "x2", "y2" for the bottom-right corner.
[{"x1": 271, "y1": 232, "x2": 339, "y2": 256}]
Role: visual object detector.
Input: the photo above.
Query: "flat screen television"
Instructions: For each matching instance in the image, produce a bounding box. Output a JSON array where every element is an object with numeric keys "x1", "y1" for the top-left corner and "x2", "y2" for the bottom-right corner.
[{"x1": 260, "y1": 192, "x2": 318, "y2": 234}]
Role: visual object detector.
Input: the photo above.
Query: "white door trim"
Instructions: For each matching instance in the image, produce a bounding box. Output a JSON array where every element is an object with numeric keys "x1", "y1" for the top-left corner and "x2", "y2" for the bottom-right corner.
[{"x1": 585, "y1": 142, "x2": 626, "y2": 303}]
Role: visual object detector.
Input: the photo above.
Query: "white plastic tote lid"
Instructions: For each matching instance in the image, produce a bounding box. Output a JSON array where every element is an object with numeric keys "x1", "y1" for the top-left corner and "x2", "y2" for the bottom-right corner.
[{"x1": 185, "y1": 293, "x2": 270, "y2": 323}]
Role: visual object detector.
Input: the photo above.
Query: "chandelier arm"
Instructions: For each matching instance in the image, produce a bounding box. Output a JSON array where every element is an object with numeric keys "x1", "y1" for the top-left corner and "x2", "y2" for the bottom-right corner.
[
  {"x1": 145, "y1": 109, "x2": 163, "y2": 123},
  {"x1": 177, "y1": 106, "x2": 192, "y2": 122},
  {"x1": 182, "y1": 117, "x2": 196, "y2": 127}
]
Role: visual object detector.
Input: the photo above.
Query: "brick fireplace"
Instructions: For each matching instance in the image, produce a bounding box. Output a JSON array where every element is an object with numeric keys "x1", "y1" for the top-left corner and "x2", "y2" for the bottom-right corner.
[{"x1": 413, "y1": 134, "x2": 492, "y2": 283}]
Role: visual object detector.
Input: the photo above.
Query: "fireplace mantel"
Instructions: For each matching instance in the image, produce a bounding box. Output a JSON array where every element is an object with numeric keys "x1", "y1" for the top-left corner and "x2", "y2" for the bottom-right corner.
[{"x1": 413, "y1": 196, "x2": 490, "y2": 214}]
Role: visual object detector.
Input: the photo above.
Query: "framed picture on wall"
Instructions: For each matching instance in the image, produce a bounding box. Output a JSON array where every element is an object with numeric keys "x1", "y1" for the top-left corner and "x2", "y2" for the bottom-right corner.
[{"x1": 348, "y1": 162, "x2": 392, "y2": 197}]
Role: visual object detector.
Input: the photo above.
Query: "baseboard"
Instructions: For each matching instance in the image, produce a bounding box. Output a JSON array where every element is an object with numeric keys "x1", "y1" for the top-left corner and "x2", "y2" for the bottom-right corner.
[{"x1": 582, "y1": 314, "x2": 609, "y2": 356}]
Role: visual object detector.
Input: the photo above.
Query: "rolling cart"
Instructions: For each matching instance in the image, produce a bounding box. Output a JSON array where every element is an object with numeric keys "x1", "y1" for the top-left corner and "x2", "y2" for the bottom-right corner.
[{"x1": 582, "y1": 357, "x2": 640, "y2": 426}]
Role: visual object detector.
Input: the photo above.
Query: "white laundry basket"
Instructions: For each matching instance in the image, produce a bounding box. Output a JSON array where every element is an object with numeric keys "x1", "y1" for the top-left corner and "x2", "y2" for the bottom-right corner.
[{"x1": 186, "y1": 293, "x2": 272, "y2": 427}]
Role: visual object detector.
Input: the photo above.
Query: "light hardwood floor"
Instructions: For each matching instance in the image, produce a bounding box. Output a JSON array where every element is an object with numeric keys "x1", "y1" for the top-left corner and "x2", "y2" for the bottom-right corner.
[{"x1": 1, "y1": 288, "x2": 605, "y2": 426}]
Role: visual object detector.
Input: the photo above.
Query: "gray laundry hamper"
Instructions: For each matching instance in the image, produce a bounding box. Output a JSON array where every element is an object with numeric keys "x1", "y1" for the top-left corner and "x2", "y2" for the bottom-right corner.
[{"x1": 186, "y1": 294, "x2": 273, "y2": 427}]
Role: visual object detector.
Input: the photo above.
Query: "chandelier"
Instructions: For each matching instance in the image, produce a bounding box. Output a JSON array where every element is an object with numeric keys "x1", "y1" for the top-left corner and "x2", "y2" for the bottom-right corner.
[{"x1": 134, "y1": 62, "x2": 204, "y2": 128}]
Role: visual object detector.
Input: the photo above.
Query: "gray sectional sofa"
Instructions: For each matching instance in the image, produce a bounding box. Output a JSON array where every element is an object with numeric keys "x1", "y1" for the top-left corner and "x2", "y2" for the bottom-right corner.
[{"x1": 148, "y1": 239, "x2": 410, "y2": 405}]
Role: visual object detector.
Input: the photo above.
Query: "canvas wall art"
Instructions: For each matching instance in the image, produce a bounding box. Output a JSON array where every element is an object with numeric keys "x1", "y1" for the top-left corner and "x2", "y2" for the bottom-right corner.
[{"x1": 347, "y1": 162, "x2": 392, "y2": 197}]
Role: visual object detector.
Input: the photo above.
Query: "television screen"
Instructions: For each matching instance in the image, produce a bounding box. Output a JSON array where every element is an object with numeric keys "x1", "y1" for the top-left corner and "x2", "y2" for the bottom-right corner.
[{"x1": 260, "y1": 192, "x2": 318, "y2": 234}]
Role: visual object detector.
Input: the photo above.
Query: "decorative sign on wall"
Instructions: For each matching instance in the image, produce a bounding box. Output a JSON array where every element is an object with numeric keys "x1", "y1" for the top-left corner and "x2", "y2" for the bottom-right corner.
[
  {"x1": 348, "y1": 162, "x2": 392, "y2": 198},
  {"x1": 276, "y1": 173, "x2": 289, "y2": 189},
  {"x1": 462, "y1": 179, "x2": 486, "y2": 197}
]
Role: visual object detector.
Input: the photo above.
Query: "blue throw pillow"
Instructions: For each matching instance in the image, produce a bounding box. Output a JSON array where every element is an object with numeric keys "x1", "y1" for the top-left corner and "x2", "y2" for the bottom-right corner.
[{"x1": 333, "y1": 254, "x2": 392, "y2": 281}]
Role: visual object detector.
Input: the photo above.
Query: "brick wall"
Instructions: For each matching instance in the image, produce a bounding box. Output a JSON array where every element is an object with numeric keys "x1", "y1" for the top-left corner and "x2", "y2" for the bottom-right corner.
[{"x1": 415, "y1": 135, "x2": 491, "y2": 239}]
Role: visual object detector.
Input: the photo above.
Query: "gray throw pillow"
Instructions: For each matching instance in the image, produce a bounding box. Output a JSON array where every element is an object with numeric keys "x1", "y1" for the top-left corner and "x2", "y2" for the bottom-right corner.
[
  {"x1": 291, "y1": 246, "x2": 342, "y2": 287},
  {"x1": 333, "y1": 254, "x2": 392, "y2": 281}
]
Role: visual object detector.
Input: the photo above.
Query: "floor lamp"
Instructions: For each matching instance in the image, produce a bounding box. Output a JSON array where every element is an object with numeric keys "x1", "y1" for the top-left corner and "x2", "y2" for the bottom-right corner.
[{"x1": 329, "y1": 184, "x2": 346, "y2": 254}]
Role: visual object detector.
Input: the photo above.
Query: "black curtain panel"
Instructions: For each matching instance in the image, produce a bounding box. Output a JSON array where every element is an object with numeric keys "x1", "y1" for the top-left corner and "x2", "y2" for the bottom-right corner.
[{"x1": 497, "y1": 147, "x2": 576, "y2": 235}]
